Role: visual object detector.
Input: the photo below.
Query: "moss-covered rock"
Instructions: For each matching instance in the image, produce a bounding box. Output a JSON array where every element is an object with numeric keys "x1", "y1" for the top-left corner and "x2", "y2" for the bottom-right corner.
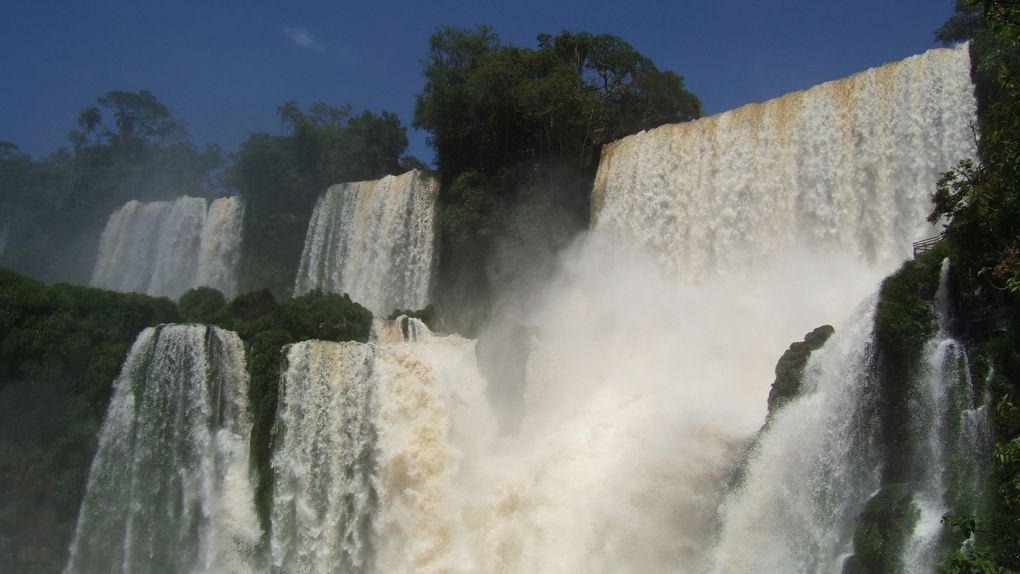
[
  {"x1": 843, "y1": 484, "x2": 920, "y2": 574},
  {"x1": 766, "y1": 324, "x2": 835, "y2": 416}
]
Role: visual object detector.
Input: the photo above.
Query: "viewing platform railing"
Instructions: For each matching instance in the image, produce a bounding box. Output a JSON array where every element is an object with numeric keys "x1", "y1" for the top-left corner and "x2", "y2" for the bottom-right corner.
[{"x1": 913, "y1": 233, "x2": 946, "y2": 257}]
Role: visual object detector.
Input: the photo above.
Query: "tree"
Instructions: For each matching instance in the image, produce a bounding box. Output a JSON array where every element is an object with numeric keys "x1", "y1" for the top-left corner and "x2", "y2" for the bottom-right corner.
[
  {"x1": 95, "y1": 90, "x2": 187, "y2": 159},
  {"x1": 413, "y1": 25, "x2": 703, "y2": 331},
  {"x1": 231, "y1": 100, "x2": 412, "y2": 296},
  {"x1": 414, "y1": 25, "x2": 503, "y2": 179},
  {"x1": 930, "y1": 0, "x2": 1020, "y2": 295},
  {"x1": 539, "y1": 31, "x2": 702, "y2": 137}
]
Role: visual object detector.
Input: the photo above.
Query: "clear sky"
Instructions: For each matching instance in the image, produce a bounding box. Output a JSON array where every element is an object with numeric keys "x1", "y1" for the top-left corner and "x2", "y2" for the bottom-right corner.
[{"x1": 0, "y1": 0, "x2": 958, "y2": 165}]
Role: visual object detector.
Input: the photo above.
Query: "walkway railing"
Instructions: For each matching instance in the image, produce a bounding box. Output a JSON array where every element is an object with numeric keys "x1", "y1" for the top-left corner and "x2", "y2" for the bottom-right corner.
[{"x1": 913, "y1": 232, "x2": 946, "y2": 257}]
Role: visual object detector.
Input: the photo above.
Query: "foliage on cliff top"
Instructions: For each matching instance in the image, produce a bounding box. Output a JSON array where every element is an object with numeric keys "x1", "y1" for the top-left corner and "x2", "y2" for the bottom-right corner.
[
  {"x1": 414, "y1": 26, "x2": 702, "y2": 333},
  {"x1": 0, "y1": 90, "x2": 223, "y2": 285},
  {"x1": 0, "y1": 268, "x2": 181, "y2": 573},
  {"x1": 933, "y1": 0, "x2": 1020, "y2": 299},
  {"x1": 175, "y1": 286, "x2": 373, "y2": 532},
  {"x1": 230, "y1": 101, "x2": 422, "y2": 298}
]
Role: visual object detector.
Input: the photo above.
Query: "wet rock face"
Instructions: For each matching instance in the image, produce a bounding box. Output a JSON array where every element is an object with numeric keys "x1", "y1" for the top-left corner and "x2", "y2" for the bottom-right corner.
[{"x1": 767, "y1": 324, "x2": 836, "y2": 416}]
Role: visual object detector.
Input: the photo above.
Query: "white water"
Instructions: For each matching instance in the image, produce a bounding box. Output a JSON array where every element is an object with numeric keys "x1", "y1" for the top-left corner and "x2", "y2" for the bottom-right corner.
[
  {"x1": 264, "y1": 45, "x2": 979, "y2": 573},
  {"x1": 65, "y1": 45, "x2": 978, "y2": 573},
  {"x1": 91, "y1": 195, "x2": 244, "y2": 298},
  {"x1": 270, "y1": 318, "x2": 494, "y2": 573},
  {"x1": 65, "y1": 325, "x2": 261, "y2": 574},
  {"x1": 593, "y1": 44, "x2": 975, "y2": 280},
  {"x1": 295, "y1": 169, "x2": 438, "y2": 314},
  {"x1": 270, "y1": 340, "x2": 378, "y2": 572},
  {"x1": 710, "y1": 296, "x2": 883, "y2": 572},
  {"x1": 900, "y1": 259, "x2": 991, "y2": 572}
]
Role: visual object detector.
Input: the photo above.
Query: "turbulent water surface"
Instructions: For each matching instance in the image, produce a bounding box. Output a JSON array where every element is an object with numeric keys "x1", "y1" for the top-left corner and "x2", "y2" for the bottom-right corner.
[
  {"x1": 91, "y1": 196, "x2": 244, "y2": 298},
  {"x1": 295, "y1": 169, "x2": 438, "y2": 314},
  {"x1": 65, "y1": 325, "x2": 261, "y2": 573}
]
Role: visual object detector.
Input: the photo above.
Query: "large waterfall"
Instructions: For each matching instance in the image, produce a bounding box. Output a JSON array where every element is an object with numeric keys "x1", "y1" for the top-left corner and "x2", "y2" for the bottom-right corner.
[
  {"x1": 65, "y1": 325, "x2": 261, "y2": 573},
  {"x1": 593, "y1": 44, "x2": 975, "y2": 279},
  {"x1": 66, "y1": 45, "x2": 983, "y2": 573},
  {"x1": 294, "y1": 169, "x2": 438, "y2": 314},
  {"x1": 91, "y1": 196, "x2": 244, "y2": 298}
]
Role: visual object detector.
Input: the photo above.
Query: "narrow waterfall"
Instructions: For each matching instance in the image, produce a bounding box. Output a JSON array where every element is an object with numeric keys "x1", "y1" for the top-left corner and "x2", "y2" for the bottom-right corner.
[
  {"x1": 294, "y1": 169, "x2": 438, "y2": 314},
  {"x1": 270, "y1": 341, "x2": 378, "y2": 572},
  {"x1": 65, "y1": 324, "x2": 261, "y2": 574},
  {"x1": 900, "y1": 259, "x2": 991, "y2": 571},
  {"x1": 710, "y1": 259, "x2": 991, "y2": 573},
  {"x1": 91, "y1": 195, "x2": 244, "y2": 298}
]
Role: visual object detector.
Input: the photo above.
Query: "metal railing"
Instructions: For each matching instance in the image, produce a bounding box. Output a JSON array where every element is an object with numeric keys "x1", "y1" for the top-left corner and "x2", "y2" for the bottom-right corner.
[{"x1": 912, "y1": 232, "x2": 946, "y2": 257}]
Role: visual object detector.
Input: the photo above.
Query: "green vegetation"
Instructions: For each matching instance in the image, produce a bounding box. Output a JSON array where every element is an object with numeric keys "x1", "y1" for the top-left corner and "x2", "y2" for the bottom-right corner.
[
  {"x1": 0, "y1": 273, "x2": 373, "y2": 572},
  {"x1": 844, "y1": 485, "x2": 922, "y2": 574},
  {"x1": 231, "y1": 101, "x2": 422, "y2": 298},
  {"x1": 177, "y1": 286, "x2": 227, "y2": 323},
  {"x1": 0, "y1": 90, "x2": 421, "y2": 302},
  {"x1": 0, "y1": 268, "x2": 181, "y2": 573},
  {"x1": 925, "y1": 1, "x2": 1020, "y2": 571},
  {"x1": 766, "y1": 324, "x2": 835, "y2": 417},
  {"x1": 388, "y1": 303, "x2": 436, "y2": 330},
  {"x1": 414, "y1": 26, "x2": 701, "y2": 332},
  {"x1": 197, "y1": 287, "x2": 373, "y2": 531},
  {"x1": 0, "y1": 90, "x2": 223, "y2": 284}
]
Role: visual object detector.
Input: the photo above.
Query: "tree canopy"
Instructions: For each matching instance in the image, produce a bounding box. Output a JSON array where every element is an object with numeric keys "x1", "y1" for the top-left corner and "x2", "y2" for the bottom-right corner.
[
  {"x1": 229, "y1": 100, "x2": 418, "y2": 297},
  {"x1": 413, "y1": 26, "x2": 702, "y2": 331}
]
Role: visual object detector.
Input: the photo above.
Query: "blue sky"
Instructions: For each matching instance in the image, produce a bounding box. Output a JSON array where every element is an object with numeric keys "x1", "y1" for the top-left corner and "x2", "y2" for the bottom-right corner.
[{"x1": 1, "y1": 0, "x2": 957, "y2": 165}]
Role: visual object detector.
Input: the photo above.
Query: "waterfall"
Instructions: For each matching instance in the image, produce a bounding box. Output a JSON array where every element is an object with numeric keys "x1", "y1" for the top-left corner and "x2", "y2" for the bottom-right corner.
[
  {"x1": 64, "y1": 45, "x2": 979, "y2": 573},
  {"x1": 900, "y1": 259, "x2": 991, "y2": 571},
  {"x1": 91, "y1": 196, "x2": 244, "y2": 298},
  {"x1": 269, "y1": 318, "x2": 494, "y2": 573},
  {"x1": 270, "y1": 340, "x2": 378, "y2": 572},
  {"x1": 709, "y1": 297, "x2": 883, "y2": 572},
  {"x1": 294, "y1": 169, "x2": 438, "y2": 314},
  {"x1": 592, "y1": 44, "x2": 975, "y2": 280},
  {"x1": 709, "y1": 259, "x2": 992, "y2": 573},
  {"x1": 65, "y1": 324, "x2": 261, "y2": 574},
  {"x1": 263, "y1": 45, "x2": 980, "y2": 573}
]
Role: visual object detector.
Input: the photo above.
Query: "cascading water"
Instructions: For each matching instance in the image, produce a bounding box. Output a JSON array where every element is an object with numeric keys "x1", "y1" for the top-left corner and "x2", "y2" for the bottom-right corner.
[
  {"x1": 270, "y1": 340, "x2": 378, "y2": 572},
  {"x1": 710, "y1": 259, "x2": 992, "y2": 573},
  {"x1": 64, "y1": 324, "x2": 261, "y2": 574},
  {"x1": 709, "y1": 296, "x2": 884, "y2": 573},
  {"x1": 592, "y1": 44, "x2": 975, "y2": 279},
  {"x1": 66, "y1": 45, "x2": 978, "y2": 573},
  {"x1": 900, "y1": 259, "x2": 991, "y2": 571},
  {"x1": 91, "y1": 195, "x2": 244, "y2": 298},
  {"x1": 269, "y1": 318, "x2": 494, "y2": 573},
  {"x1": 294, "y1": 169, "x2": 438, "y2": 314},
  {"x1": 263, "y1": 45, "x2": 979, "y2": 573}
]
